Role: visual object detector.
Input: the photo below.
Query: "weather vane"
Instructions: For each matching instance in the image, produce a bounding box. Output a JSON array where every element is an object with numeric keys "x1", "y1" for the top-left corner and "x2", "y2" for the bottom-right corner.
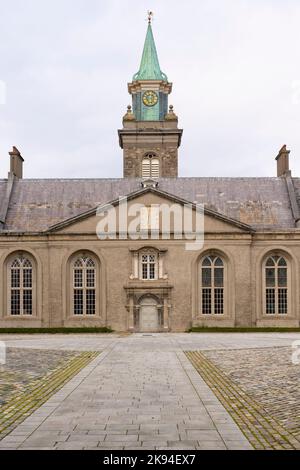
[{"x1": 147, "y1": 11, "x2": 154, "y2": 24}]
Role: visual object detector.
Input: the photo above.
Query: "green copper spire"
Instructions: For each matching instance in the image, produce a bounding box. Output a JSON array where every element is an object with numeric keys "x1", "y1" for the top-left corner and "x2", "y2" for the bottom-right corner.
[{"x1": 133, "y1": 22, "x2": 168, "y2": 81}]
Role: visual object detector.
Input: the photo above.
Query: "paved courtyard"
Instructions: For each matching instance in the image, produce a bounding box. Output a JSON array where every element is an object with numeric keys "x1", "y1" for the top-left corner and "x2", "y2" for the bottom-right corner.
[{"x1": 0, "y1": 333, "x2": 299, "y2": 450}]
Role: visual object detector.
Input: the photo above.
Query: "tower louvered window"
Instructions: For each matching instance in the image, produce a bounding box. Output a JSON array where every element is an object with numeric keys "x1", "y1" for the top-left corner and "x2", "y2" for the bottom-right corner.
[{"x1": 142, "y1": 153, "x2": 160, "y2": 178}]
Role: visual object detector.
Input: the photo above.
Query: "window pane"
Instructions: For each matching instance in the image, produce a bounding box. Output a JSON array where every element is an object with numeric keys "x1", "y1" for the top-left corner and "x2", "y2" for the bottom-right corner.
[
  {"x1": 214, "y1": 288, "x2": 224, "y2": 314},
  {"x1": 11, "y1": 269, "x2": 20, "y2": 288},
  {"x1": 278, "y1": 289, "x2": 287, "y2": 314},
  {"x1": 215, "y1": 257, "x2": 223, "y2": 267},
  {"x1": 141, "y1": 253, "x2": 157, "y2": 280},
  {"x1": 23, "y1": 268, "x2": 32, "y2": 288},
  {"x1": 23, "y1": 290, "x2": 32, "y2": 315},
  {"x1": 202, "y1": 289, "x2": 211, "y2": 314},
  {"x1": 74, "y1": 269, "x2": 83, "y2": 288},
  {"x1": 22, "y1": 259, "x2": 32, "y2": 268},
  {"x1": 202, "y1": 257, "x2": 211, "y2": 267},
  {"x1": 11, "y1": 290, "x2": 20, "y2": 315},
  {"x1": 85, "y1": 258, "x2": 95, "y2": 268},
  {"x1": 266, "y1": 268, "x2": 275, "y2": 287},
  {"x1": 74, "y1": 259, "x2": 83, "y2": 268},
  {"x1": 86, "y1": 290, "x2": 96, "y2": 315},
  {"x1": 86, "y1": 269, "x2": 95, "y2": 288},
  {"x1": 149, "y1": 263, "x2": 155, "y2": 280},
  {"x1": 74, "y1": 290, "x2": 83, "y2": 315},
  {"x1": 11, "y1": 259, "x2": 21, "y2": 268},
  {"x1": 202, "y1": 268, "x2": 211, "y2": 287},
  {"x1": 278, "y1": 268, "x2": 287, "y2": 287},
  {"x1": 278, "y1": 257, "x2": 287, "y2": 267},
  {"x1": 142, "y1": 263, "x2": 148, "y2": 280},
  {"x1": 266, "y1": 289, "x2": 275, "y2": 314},
  {"x1": 214, "y1": 268, "x2": 224, "y2": 287},
  {"x1": 266, "y1": 257, "x2": 275, "y2": 267}
]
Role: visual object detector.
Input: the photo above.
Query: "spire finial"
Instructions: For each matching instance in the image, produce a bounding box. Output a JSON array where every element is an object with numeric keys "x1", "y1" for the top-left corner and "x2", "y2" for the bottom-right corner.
[
  {"x1": 147, "y1": 11, "x2": 154, "y2": 24},
  {"x1": 133, "y1": 11, "x2": 167, "y2": 81}
]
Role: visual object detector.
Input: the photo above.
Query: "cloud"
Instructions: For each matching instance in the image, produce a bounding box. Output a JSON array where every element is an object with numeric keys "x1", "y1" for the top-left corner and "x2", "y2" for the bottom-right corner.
[{"x1": 0, "y1": 0, "x2": 300, "y2": 178}]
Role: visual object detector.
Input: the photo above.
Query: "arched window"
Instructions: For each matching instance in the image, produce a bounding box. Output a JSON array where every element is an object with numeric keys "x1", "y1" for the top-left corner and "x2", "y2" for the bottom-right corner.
[
  {"x1": 142, "y1": 153, "x2": 160, "y2": 178},
  {"x1": 72, "y1": 255, "x2": 96, "y2": 315},
  {"x1": 140, "y1": 251, "x2": 158, "y2": 280},
  {"x1": 200, "y1": 255, "x2": 224, "y2": 315},
  {"x1": 264, "y1": 255, "x2": 288, "y2": 315},
  {"x1": 9, "y1": 255, "x2": 33, "y2": 316}
]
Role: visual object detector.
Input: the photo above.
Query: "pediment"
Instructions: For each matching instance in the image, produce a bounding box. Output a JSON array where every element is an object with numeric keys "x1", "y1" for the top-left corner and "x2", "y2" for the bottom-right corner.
[{"x1": 46, "y1": 187, "x2": 254, "y2": 235}]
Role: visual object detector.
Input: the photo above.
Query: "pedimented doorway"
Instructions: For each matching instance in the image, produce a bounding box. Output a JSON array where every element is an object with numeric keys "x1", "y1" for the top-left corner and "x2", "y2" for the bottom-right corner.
[{"x1": 139, "y1": 297, "x2": 160, "y2": 332}]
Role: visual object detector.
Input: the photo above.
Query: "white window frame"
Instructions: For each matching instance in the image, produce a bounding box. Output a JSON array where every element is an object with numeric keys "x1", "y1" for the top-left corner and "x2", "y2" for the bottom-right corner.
[
  {"x1": 139, "y1": 251, "x2": 158, "y2": 281},
  {"x1": 200, "y1": 255, "x2": 225, "y2": 315},
  {"x1": 8, "y1": 255, "x2": 35, "y2": 316},
  {"x1": 72, "y1": 255, "x2": 97, "y2": 316},
  {"x1": 263, "y1": 255, "x2": 289, "y2": 315}
]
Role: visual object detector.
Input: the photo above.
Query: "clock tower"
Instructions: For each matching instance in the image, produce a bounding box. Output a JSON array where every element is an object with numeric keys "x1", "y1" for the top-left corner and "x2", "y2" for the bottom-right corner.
[{"x1": 118, "y1": 16, "x2": 183, "y2": 178}]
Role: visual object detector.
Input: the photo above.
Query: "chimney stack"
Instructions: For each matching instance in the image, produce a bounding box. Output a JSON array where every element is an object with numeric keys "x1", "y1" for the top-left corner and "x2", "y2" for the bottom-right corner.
[
  {"x1": 9, "y1": 146, "x2": 24, "y2": 179},
  {"x1": 276, "y1": 145, "x2": 290, "y2": 177}
]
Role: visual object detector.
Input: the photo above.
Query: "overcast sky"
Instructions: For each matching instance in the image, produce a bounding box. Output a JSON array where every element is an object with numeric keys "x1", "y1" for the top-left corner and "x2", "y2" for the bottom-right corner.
[{"x1": 0, "y1": 0, "x2": 300, "y2": 179}]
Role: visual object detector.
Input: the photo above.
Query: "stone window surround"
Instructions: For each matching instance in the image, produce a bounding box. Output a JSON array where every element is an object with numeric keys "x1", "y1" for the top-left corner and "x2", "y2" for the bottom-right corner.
[
  {"x1": 192, "y1": 248, "x2": 235, "y2": 324},
  {"x1": 3, "y1": 251, "x2": 37, "y2": 318},
  {"x1": 262, "y1": 252, "x2": 291, "y2": 317},
  {"x1": 199, "y1": 253, "x2": 226, "y2": 316},
  {"x1": 129, "y1": 246, "x2": 168, "y2": 281},
  {"x1": 67, "y1": 251, "x2": 101, "y2": 319},
  {"x1": 200, "y1": 255, "x2": 225, "y2": 316},
  {"x1": 72, "y1": 255, "x2": 97, "y2": 316}
]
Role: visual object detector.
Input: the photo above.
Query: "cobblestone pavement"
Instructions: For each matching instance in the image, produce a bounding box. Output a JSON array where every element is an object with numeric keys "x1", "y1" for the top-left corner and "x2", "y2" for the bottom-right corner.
[
  {"x1": 200, "y1": 347, "x2": 300, "y2": 444},
  {"x1": 0, "y1": 333, "x2": 299, "y2": 450},
  {"x1": 0, "y1": 348, "x2": 76, "y2": 406},
  {"x1": 0, "y1": 348, "x2": 98, "y2": 440}
]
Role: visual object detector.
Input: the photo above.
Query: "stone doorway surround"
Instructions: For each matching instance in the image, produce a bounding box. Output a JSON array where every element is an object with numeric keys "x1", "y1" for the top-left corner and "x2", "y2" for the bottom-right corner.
[{"x1": 124, "y1": 282, "x2": 173, "y2": 332}]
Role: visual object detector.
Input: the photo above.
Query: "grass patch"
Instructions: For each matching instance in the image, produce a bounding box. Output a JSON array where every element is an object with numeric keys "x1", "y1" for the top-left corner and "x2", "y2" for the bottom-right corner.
[
  {"x1": 0, "y1": 327, "x2": 113, "y2": 335},
  {"x1": 189, "y1": 327, "x2": 300, "y2": 333}
]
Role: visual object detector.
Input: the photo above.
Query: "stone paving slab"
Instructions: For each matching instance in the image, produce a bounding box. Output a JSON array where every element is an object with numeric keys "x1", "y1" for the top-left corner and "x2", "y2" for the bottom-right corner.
[
  {"x1": 0, "y1": 335, "x2": 252, "y2": 450},
  {"x1": 1, "y1": 332, "x2": 300, "y2": 352},
  {"x1": 1, "y1": 333, "x2": 299, "y2": 450}
]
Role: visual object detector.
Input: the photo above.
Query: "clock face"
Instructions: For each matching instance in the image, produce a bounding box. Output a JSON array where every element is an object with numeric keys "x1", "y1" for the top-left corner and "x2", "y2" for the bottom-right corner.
[{"x1": 142, "y1": 90, "x2": 158, "y2": 107}]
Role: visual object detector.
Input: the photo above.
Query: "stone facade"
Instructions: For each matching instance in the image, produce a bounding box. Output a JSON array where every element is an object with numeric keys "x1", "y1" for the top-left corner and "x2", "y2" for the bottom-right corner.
[
  {"x1": 1, "y1": 187, "x2": 300, "y2": 331},
  {"x1": 1, "y1": 21, "x2": 300, "y2": 331}
]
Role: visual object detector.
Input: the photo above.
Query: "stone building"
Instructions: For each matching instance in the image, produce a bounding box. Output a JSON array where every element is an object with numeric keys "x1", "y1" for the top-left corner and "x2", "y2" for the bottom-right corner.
[{"x1": 1, "y1": 20, "x2": 300, "y2": 331}]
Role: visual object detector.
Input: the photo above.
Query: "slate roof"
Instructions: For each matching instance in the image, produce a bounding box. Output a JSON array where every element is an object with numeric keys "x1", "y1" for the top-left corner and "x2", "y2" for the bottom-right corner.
[{"x1": 0, "y1": 177, "x2": 296, "y2": 232}]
